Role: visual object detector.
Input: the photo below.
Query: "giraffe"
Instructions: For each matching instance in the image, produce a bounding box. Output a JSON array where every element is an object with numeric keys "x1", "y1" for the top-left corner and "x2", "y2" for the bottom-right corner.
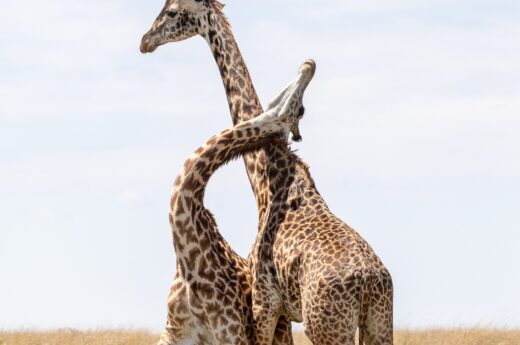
[
  {"x1": 161, "y1": 61, "x2": 314, "y2": 345},
  {"x1": 140, "y1": 1, "x2": 393, "y2": 345}
]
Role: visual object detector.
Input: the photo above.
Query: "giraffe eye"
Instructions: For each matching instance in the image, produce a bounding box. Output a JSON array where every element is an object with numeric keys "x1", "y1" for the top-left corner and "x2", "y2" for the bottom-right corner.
[
  {"x1": 298, "y1": 106, "x2": 305, "y2": 118},
  {"x1": 167, "y1": 11, "x2": 178, "y2": 18}
]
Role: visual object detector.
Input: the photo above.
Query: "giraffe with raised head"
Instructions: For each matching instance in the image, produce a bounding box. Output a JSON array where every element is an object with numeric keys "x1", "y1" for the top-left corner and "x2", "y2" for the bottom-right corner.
[
  {"x1": 141, "y1": 1, "x2": 393, "y2": 345},
  {"x1": 158, "y1": 61, "x2": 314, "y2": 345}
]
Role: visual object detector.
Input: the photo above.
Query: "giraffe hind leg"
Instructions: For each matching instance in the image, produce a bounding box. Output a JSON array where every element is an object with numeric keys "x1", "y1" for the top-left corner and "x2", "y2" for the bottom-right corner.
[
  {"x1": 363, "y1": 276, "x2": 393, "y2": 345},
  {"x1": 302, "y1": 278, "x2": 361, "y2": 345},
  {"x1": 303, "y1": 307, "x2": 358, "y2": 345}
]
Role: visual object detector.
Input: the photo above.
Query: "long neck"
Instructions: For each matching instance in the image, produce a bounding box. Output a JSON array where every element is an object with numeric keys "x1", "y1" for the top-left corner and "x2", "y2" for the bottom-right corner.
[
  {"x1": 169, "y1": 114, "x2": 282, "y2": 263},
  {"x1": 201, "y1": 10, "x2": 321, "y2": 225},
  {"x1": 203, "y1": 13, "x2": 263, "y2": 124},
  {"x1": 202, "y1": 11, "x2": 276, "y2": 218}
]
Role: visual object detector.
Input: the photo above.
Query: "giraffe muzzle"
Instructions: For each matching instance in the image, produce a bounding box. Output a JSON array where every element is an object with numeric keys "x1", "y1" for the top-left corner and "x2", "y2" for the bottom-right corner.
[
  {"x1": 140, "y1": 34, "x2": 157, "y2": 53},
  {"x1": 291, "y1": 125, "x2": 302, "y2": 142},
  {"x1": 288, "y1": 60, "x2": 315, "y2": 142}
]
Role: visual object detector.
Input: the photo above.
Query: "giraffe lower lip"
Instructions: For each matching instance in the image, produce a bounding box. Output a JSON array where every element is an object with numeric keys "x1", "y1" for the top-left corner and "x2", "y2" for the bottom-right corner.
[
  {"x1": 292, "y1": 135, "x2": 302, "y2": 142},
  {"x1": 140, "y1": 41, "x2": 157, "y2": 53}
]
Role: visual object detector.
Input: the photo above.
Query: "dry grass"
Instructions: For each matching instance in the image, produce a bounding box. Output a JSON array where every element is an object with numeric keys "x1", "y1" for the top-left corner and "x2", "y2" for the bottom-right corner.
[
  {"x1": 1, "y1": 329, "x2": 520, "y2": 345},
  {"x1": 395, "y1": 329, "x2": 520, "y2": 345},
  {"x1": 296, "y1": 330, "x2": 520, "y2": 345},
  {"x1": 0, "y1": 330, "x2": 157, "y2": 345}
]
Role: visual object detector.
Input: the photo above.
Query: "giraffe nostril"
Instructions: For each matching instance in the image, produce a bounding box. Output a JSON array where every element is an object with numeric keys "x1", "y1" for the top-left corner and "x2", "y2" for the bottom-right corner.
[
  {"x1": 140, "y1": 33, "x2": 150, "y2": 52},
  {"x1": 140, "y1": 40, "x2": 157, "y2": 53},
  {"x1": 140, "y1": 40, "x2": 148, "y2": 53}
]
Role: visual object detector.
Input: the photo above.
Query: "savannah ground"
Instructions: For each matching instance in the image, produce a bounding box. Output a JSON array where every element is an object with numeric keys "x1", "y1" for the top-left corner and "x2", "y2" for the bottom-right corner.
[{"x1": 1, "y1": 330, "x2": 519, "y2": 345}]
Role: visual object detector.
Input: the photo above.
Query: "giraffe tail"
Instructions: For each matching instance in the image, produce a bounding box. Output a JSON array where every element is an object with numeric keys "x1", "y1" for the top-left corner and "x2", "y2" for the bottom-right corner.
[{"x1": 358, "y1": 275, "x2": 372, "y2": 345}]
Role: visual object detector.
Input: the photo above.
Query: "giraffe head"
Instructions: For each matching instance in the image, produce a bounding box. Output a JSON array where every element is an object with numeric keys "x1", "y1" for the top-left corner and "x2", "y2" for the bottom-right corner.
[
  {"x1": 267, "y1": 60, "x2": 316, "y2": 142},
  {"x1": 140, "y1": 0, "x2": 223, "y2": 53}
]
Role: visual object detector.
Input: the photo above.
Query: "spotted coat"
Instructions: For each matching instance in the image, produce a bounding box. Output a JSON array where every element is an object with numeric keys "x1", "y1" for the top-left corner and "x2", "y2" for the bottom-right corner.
[{"x1": 141, "y1": 1, "x2": 393, "y2": 344}]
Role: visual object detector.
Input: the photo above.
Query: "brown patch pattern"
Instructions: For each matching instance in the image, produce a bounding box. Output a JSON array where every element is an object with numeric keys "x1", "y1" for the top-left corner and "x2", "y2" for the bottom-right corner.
[{"x1": 141, "y1": 1, "x2": 393, "y2": 345}]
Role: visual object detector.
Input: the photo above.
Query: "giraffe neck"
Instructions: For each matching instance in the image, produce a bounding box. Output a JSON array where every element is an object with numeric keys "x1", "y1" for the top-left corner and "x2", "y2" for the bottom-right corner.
[
  {"x1": 203, "y1": 13, "x2": 263, "y2": 124},
  {"x1": 201, "y1": 11, "x2": 274, "y2": 217},
  {"x1": 201, "y1": 10, "x2": 321, "y2": 224},
  {"x1": 169, "y1": 113, "x2": 285, "y2": 270}
]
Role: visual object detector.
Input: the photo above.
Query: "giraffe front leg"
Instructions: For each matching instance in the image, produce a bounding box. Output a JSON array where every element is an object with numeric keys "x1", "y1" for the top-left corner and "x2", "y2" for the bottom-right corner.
[
  {"x1": 158, "y1": 273, "x2": 195, "y2": 345},
  {"x1": 210, "y1": 316, "x2": 249, "y2": 345},
  {"x1": 252, "y1": 308, "x2": 280, "y2": 345},
  {"x1": 272, "y1": 315, "x2": 294, "y2": 345},
  {"x1": 252, "y1": 287, "x2": 285, "y2": 345}
]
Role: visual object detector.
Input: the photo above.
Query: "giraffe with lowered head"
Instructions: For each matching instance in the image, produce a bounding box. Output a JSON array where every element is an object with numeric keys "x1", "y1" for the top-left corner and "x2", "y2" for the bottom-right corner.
[
  {"x1": 141, "y1": 1, "x2": 393, "y2": 344},
  {"x1": 160, "y1": 61, "x2": 314, "y2": 345}
]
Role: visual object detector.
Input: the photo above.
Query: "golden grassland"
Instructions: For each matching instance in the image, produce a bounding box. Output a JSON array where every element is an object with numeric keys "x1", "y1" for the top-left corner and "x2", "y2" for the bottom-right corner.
[{"x1": 1, "y1": 329, "x2": 520, "y2": 345}]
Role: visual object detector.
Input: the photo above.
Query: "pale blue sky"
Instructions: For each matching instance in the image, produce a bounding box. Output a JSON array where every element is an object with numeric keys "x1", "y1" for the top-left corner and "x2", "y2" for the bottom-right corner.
[{"x1": 1, "y1": 0, "x2": 519, "y2": 331}]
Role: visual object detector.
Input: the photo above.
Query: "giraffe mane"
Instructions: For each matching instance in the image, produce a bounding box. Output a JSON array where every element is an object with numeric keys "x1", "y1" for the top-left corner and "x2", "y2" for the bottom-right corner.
[
  {"x1": 292, "y1": 151, "x2": 314, "y2": 185},
  {"x1": 209, "y1": 0, "x2": 232, "y2": 30},
  {"x1": 272, "y1": 138, "x2": 315, "y2": 187}
]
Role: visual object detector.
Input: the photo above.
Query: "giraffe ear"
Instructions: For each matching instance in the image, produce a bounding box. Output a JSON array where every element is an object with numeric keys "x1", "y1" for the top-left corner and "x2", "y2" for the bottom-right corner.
[{"x1": 211, "y1": 0, "x2": 225, "y2": 8}]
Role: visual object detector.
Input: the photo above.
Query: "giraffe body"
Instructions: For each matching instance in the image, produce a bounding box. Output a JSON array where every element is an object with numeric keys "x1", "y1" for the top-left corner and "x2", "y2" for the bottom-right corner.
[
  {"x1": 160, "y1": 61, "x2": 314, "y2": 345},
  {"x1": 141, "y1": 1, "x2": 393, "y2": 344}
]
